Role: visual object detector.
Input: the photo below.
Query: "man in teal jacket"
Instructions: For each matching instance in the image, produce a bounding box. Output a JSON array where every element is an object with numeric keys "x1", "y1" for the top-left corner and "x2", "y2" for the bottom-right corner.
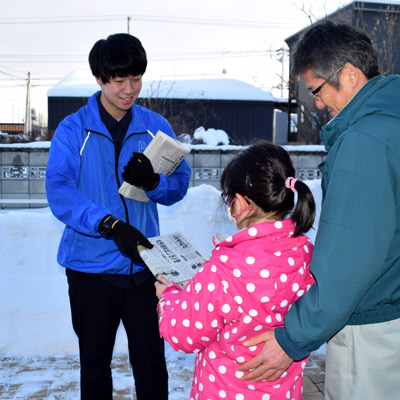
[
  {"x1": 239, "y1": 22, "x2": 400, "y2": 399},
  {"x1": 46, "y1": 34, "x2": 191, "y2": 400}
]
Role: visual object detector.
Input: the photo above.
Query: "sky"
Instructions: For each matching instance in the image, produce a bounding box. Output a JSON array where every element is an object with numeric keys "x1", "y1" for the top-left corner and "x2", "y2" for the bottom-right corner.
[
  {"x1": 0, "y1": 0, "x2": 347, "y2": 125},
  {"x1": 0, "y1": 169, "x2": 323, "y2": 398}
]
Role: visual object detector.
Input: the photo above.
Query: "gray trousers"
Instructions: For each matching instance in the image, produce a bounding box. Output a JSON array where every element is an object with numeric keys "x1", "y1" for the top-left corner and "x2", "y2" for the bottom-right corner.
[{"x1": 325, "y1": 317, "x2": 400, "y2": 400}]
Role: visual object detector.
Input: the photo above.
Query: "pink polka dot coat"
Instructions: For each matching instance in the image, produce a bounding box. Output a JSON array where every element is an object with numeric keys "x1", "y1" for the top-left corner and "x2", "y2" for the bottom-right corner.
[{"x1": 158, "y1": 218, "x2": 315, "y2": 400}]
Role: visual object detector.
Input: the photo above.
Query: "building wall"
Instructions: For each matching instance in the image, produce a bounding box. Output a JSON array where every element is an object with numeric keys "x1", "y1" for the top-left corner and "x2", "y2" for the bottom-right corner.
[
  {"x1": 144, "y1": 98, "x2": 274, "y2": 144},
  {"x1": 0, "y1": 124, "x2": 25, "y2": 134},
  {"x1": 47, "y1": 97, "x2": 89, "y2": 132},
  {"x1": 0, "y1": 146, "x2": 326, "y2": 209},
  {"x1": 48, "y1": 97, "x2": 274, "y2": 145}
]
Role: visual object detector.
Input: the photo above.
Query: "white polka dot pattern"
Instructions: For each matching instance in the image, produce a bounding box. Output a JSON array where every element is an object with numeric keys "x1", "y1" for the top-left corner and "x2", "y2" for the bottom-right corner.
[
  {"x1": 248, "y1": 227, "x2": 257, "y2": 236},
  {"x1": 274, "y1": 221, "x2": 283, "y2": 229},
  {"x1": 157, "y1": 218, "x2": 314, "y2": 400}
]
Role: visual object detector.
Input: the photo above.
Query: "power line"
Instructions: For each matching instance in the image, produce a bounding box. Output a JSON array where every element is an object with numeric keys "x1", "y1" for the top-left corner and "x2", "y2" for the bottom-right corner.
[
  {"x1": 0, "y1": 63, "x2": 27, "y2": 75},
  {"x1": 0, "y1": 69, "x2": 25, "y2": 80},
  {"x1": 151, "y1": 48, "x2": 289, "y2": 60},
  {"x1": 0, "y1": 48, "x2": 288, "y2": 65},
  {"x1": 0, "y1": 14, "x2": 299, "y2": 29},
  {"x1": 0, "y1": 84, "x2": 26, "y2": 88},
  {"x1": 0, "y1": 16, "x2": 125, "y2": 25}
]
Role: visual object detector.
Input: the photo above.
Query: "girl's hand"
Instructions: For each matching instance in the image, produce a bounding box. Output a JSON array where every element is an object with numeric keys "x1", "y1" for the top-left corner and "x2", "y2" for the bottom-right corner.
[{"x1": 154, "y1": 275, "x2": 172, "y2": 299}]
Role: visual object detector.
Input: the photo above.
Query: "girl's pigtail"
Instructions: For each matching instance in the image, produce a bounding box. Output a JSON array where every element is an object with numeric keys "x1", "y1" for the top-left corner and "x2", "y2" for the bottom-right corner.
[{"x1": 290, "y1": 180, "x2": 316, "y2": 237}]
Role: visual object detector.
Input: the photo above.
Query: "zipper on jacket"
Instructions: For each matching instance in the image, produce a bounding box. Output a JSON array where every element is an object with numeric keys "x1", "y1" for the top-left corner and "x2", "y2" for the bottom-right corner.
[
  {"x1": 111, "y1": 134, "x2": 134, "y2": 275},
  {"x1": 87, "y1": 129, "x2": 150, "y2": 276},
  {"x1": 116, "y1": 131, "x2": 150, "y2": 275},
  {"x1": 115, "y1": 130, "x2": 149, "y2": 225},
  {"x1": 84, "y1": 128, "x2": 133, "y2": 227}
]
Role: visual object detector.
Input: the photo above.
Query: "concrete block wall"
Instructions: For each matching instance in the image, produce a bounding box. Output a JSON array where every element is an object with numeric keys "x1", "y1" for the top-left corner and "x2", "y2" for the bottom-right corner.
[
  {"x1": 187, "y1": 149, "x2": 326, "y2": 190},
  {"x1": 1, "y1": 147, "x2": 49, "y2": 209},
  {"x1": 0, "y1": 145, "x2": 326, "y2": 209},
  {"x1": 188, "y1": 150, "x2": 241, "y2": 190},
  {"x1": 290, "y1": 153, "x2": 325, "y2": 180}
]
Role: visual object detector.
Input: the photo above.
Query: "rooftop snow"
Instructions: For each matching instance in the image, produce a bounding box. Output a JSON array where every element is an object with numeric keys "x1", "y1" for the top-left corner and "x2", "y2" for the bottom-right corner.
[{"x1": 47, "y1": 70, "x2": 275, "y2": 102}]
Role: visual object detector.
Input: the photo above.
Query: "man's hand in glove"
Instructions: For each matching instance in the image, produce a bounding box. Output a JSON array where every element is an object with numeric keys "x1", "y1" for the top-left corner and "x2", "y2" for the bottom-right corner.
[
  {"x1": 122, "y1": 152, "x2": 160, "y2": 190},
  {"x1": 111, "y1": 220, "x2": 153, "y2": 262}
]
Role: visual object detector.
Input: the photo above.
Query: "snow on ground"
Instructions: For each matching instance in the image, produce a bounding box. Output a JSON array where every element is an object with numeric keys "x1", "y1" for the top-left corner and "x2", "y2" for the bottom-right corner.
[{"x1": 0, "y1": 180, "x2": 323, "y2": 398}]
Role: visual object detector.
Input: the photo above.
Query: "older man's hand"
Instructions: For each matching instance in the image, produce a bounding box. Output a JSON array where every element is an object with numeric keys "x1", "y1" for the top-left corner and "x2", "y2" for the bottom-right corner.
[{"x1": 238, "y1": 330, "x2": 293, "y2": 382}]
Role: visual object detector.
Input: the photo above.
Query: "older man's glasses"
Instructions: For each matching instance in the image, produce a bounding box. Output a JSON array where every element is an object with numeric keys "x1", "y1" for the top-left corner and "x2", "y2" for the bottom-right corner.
[{"x1": 309, "y1": 67, "x2": 343, "y2": 99}]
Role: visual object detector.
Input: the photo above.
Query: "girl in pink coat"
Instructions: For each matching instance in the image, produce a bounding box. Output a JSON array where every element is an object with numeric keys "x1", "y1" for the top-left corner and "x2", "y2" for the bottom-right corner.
[{"x1": 155, "y1": 141, "x2": 316, "y2": 400}]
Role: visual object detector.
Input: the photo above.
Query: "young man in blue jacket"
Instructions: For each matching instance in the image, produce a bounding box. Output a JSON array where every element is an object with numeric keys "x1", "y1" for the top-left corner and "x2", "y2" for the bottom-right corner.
[
  {"x1": 45, "y1": 33, "x2": 191, "y2": 400},
  {"x1": 238, "y1": 22, "x2": 400, "y2": 399}
]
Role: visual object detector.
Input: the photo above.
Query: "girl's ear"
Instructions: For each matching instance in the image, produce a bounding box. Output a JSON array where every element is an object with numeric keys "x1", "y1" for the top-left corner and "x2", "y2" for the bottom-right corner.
[
  {"x1": 243, "y1": 195, "x2": 255, "y2": 205},
  {"x1": 237, "y1": 193, "x2": 258, "y2": 207},
  {"x1": 235, "y1": 193, "x2": 249, "y2": 211}
]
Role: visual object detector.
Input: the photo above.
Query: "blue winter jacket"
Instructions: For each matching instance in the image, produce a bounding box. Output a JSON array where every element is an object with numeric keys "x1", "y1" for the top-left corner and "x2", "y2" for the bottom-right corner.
[
  {"x1": 276, "y1": 75, "x2": 400, "y2": 360},
  {"x1": 45, "y1": 91, "x2": 191, "y2": 275}
]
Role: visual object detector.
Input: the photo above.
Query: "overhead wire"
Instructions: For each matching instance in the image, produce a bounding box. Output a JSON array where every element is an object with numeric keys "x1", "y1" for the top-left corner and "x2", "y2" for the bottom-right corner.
[
  {"x1": 0, "y1": 48, "x2": 287, "y2": 65},
  {"x1": 0, "y1": 14, "x2": 299, "y2": 29},
  {"x1": 0, "y1": 13, "x2": 292, "y2": 116},
  {"x1": 0, "y1": 14, "x2": 291, "y2": 80},
  {"x1": 0, "y1": 69, "x2": 25, "y2": 81}
]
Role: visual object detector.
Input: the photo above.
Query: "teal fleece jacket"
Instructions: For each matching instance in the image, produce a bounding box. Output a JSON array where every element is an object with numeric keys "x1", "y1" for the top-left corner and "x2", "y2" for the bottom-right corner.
[{"x1": 276, "y1": 75, "x2": 400, "y2": 360}]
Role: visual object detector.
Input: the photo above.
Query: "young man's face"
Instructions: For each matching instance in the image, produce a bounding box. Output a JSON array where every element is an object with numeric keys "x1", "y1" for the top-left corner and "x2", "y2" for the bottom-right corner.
[{"x1": 95, "y1": 75, "x2": 143, "y2": 121}]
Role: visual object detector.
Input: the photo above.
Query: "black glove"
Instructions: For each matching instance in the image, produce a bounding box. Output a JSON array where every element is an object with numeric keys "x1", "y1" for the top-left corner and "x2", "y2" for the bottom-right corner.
[
  {"x1": 122, "y1": 152, "x2": 160, "y2": 190},
  {"x1": 111, "y1": 220, "x2": 153, "y2": 262}
]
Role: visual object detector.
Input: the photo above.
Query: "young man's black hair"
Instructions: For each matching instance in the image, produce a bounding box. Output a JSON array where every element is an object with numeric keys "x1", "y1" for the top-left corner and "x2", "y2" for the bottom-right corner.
[{"x1": 89, "y1": 33, "x2": 147, "y2": 84}]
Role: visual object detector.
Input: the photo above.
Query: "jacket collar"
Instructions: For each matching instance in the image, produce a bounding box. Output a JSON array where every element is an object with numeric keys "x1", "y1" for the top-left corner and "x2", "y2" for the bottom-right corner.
[
  {"x1": 97, "y1": 93, "x2": 132, "y2": 133},
  {"x1": 85, "y1": 91, "x2": 138, "y2": 138},
  {"x1": 320, "y1": 75, "x2": 389, "y2": 152},
  {"x1": 215, "y1": 218, "x2": 296, "y2": 248}
]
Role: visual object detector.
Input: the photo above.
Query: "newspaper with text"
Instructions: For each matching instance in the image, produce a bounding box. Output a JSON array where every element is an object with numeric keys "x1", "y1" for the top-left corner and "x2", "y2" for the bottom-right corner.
[
  {"x1": 119, "y1": 130, "x2": 190, "y2": 202},
  {"x1": 138, "y1": 232, "x2": 207, "y2": 286}
]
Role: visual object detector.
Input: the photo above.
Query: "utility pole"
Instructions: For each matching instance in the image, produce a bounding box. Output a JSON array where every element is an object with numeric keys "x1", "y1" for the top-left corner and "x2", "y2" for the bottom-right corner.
[
  {"x1": 280, "y1": 50, "x2": 284, "y2": 98},
  {"x1": 24, "y1": 71, "x2": 32, "y2": 139},
  {"x1": 127, "y1": 16, "x2": 131, "y2": 34},
  {"x1": 275, "y1": 48, "x2": 286, "y2": 98}
]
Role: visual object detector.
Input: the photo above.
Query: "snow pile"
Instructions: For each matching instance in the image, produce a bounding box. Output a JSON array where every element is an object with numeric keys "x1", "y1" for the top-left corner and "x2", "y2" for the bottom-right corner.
[
  {"x1": 0, "y1": 181, "x2": 322, "y2": 357},
  {"x1": 193, "y1": 126, "x2": 230, "y2": 146}
]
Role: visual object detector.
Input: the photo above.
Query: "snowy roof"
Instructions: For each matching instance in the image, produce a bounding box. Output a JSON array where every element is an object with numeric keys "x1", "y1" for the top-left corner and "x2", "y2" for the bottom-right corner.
[
  {"x1": 47, "y1": 70, "x2": 275, "y2": 102},
  {"x1": 338, "y1": 0, "x2": 400, "y2": 8},
  {"x1": 360, "y1": 0, "x2": 400, "y2": 4},
  {"x1": 285, "y1": 0, "x2": 400, "y2": 43}
]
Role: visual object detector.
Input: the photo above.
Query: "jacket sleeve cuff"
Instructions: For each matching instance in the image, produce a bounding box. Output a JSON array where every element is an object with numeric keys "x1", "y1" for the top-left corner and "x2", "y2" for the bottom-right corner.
[{"x1": 275, "y1": 327, "x2": 310, "y2": 361}]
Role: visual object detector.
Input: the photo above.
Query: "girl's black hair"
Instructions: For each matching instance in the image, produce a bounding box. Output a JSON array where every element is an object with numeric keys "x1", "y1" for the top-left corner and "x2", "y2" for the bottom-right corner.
[
  {"x1": 220, "y1": 140, "x2": 316, "y2": 237},
  {"x1": 89, "y1": 33, "x2": 147, "y2": 83}
]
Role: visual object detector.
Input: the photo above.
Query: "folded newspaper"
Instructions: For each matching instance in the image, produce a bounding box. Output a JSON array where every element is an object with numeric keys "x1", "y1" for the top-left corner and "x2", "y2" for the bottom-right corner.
[
  {"x1": 119, "y1": 130, "x2": 190, "y2": 202},
  {"x1": 138, "y1": 232, "x2": 207, "y2": 287}
]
